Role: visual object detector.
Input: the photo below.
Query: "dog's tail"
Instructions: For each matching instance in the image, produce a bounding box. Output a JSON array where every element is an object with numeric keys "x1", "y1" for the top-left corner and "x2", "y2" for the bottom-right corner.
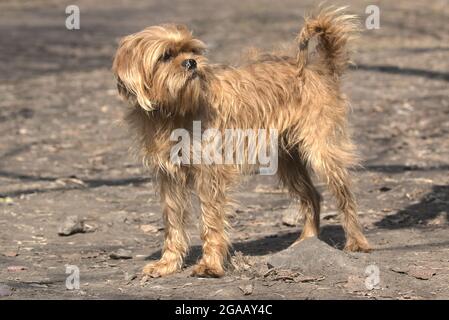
[{"x1": 296, "y1": 7, "x2": 359, "y2": 79}]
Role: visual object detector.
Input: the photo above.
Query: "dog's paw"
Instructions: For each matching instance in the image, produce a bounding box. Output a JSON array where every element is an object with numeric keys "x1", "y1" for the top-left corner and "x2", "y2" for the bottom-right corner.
[
  {"x1": 344, "y1": 238, "x2": 372, "y2": 253},
  {"x1": 142, "y1": 260, "x2": 180, "y2": 278},
  {"x1": 191, "y1": 260, "x2": 225, "y2": 278}
]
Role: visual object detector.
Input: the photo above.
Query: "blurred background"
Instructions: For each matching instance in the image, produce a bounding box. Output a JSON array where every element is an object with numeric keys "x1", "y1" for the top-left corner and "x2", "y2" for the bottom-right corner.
[{"x1": 0, "y1": 0, "x2": 448, "y2": 299}]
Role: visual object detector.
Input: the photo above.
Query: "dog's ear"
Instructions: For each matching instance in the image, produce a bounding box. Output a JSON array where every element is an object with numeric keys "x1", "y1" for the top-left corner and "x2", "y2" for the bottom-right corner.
[
  {"x1": 112, "y1": 35, "x2": 155, "y2": 111},
  {"x1": 116, "y1": 77, "x2": 138, "y2": 107}
]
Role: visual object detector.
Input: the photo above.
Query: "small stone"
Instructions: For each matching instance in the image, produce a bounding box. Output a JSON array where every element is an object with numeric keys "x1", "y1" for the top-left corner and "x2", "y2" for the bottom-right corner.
[
  {"x1": 266, "y1": 237, "x2": 360, "y2": 279},
  {"x1": 239, "y1": 284, "x2": 253, "y2": 295},
  {"x1": 140, "y1": 224, "x2": 159, "y2": 233},
  {"x1": 282, "y1": 206, "x2": 299, "y2": 227},
  {"x1": 124, "y1": 272, "x2": 137, "y2": 282},
  {"x1": 2, "y1": 251, "x2": 19, "y2": 257},
  {"x1": 61, "y1": 253, "x2": 82, "y2": 261},
  {"x1": 58, "y1": 216, "x2": 86, "y2": 236},
  {"x1": 140, "y1": 275, "x2": 149, "y2": 286},
  {"x1": 110, "y1": 249, "x2": 133, "y2": 260},
  {"x1": 0, "y1": 197, "x2": 13, "y2": 204},
  {"x1": 344, "y1": 275, "x2": 366, "y2": 293},
  {"x1": 0, "y1": 284, "x2": 13, "y2": 297}
]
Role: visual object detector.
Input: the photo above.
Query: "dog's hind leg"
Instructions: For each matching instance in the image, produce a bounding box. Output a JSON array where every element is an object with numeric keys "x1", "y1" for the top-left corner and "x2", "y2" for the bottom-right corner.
[
  {"x1": 303, "y1": 136, "x2": 371, "y2": 252},
  {"x1": 278, "y1": 150, "x2": 321, "y2": 241}
]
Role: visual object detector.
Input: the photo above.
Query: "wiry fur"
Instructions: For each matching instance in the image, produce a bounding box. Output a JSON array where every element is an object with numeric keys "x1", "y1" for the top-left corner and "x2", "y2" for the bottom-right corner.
[{"x1": 112, "y1": 7, "x2": 371, "y2": 278}]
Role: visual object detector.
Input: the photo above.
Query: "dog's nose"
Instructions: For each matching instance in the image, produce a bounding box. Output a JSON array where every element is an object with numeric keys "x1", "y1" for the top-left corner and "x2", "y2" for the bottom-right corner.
[{"x1": 181, "y1": 59, "x2": 197, "y2": 71}]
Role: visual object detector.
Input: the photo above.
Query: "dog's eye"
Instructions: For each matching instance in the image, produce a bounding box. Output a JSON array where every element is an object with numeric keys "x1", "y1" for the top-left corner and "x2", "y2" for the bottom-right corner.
[
  {"x1": 191, "y1": 48, "x2": 203, "y2": 55},
  {"x1": 160, "y1": 51, "x2": 173, "y2": 62}
]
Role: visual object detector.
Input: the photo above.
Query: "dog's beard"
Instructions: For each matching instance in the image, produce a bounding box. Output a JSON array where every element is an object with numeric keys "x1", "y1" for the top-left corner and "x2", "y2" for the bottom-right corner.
[{"x1": 155, "y1": 69, "x2": 206, "y2": 116}]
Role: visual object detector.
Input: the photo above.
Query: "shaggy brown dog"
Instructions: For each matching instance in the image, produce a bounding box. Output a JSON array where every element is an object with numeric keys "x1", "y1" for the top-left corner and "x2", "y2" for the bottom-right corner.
[{"x1": 112, "y1": 7, "x2": 371, "y2": 278}]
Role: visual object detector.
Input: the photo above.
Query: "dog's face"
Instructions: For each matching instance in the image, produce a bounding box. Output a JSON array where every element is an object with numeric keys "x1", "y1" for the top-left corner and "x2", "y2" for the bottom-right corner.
[{"x1": 113, "y1": 24, "x2": 208, "y2": 115}]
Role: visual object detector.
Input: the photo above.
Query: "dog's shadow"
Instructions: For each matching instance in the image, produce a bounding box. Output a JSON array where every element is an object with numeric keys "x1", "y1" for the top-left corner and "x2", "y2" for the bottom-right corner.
[{"x1": 145, "y1": 225, "x2": 345, "y2": 266}]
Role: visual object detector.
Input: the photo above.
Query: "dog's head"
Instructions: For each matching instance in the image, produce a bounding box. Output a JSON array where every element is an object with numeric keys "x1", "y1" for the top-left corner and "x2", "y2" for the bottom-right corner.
[{"x1": 112, "y1": 24, "x2": 208, "y2": 115}]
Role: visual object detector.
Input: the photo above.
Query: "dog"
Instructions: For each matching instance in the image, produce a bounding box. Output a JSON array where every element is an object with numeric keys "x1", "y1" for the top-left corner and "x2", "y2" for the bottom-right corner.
[{"x1": 112, "y1": 7, "x2": 371, "y2": 278}]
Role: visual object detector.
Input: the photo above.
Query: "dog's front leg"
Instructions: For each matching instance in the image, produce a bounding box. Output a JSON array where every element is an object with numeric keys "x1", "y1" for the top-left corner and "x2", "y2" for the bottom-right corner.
[
  {"x1": 192, "y1": 171, "x2": 231, "y2": 277},
  {"x1": 142, "y1": 174, "x2": 190, "y2": 277}
]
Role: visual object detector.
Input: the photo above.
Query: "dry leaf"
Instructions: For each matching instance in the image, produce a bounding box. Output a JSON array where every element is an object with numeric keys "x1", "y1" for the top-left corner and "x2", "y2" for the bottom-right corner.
[
  {"x1": 408, "y1": 267, "x2": 436, "y2": 280},
  {"x1": 140, "y1": 224, "x2": 159, "y2": 233},
  {"x1": 7, "y1": 265, "x2": 27, "y2": 272}
]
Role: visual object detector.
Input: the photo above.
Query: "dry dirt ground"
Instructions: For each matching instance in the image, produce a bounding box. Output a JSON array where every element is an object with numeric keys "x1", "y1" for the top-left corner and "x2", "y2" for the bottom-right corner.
[{"x1": 0, "y1": 0, "x2": 448, "y2": 300}]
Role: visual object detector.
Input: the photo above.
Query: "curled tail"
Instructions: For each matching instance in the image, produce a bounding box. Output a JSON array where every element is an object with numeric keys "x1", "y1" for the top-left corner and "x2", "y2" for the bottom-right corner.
[{"x1": 296, "y1": 7, "x2": 359, "y2": 79}]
